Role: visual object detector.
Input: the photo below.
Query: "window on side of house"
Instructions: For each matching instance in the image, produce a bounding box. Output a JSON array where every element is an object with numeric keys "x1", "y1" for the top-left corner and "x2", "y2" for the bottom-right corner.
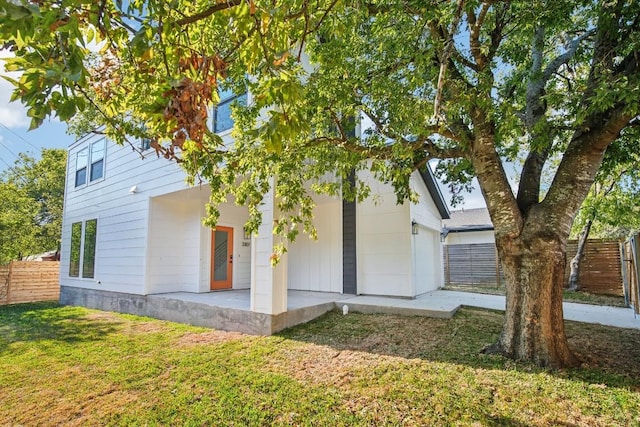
[
  {"x1": 68, "y1": 219, "x2": 98, "y2": 279},
  {"x1": 89, "y1": 140, "x2": 105, "y2": 182},
  {"x1": 75, "y1": 148, "x2": 88, "y2": 187},
  {"x1": 213, "y1": 87, "x2": 247, "y2": 133},
  {"x1": 69, "y1": 222, "x2": 82, "y2": 277},
  {"x1": 82, "y1": 219, "x2": 97, "y2": 278}
]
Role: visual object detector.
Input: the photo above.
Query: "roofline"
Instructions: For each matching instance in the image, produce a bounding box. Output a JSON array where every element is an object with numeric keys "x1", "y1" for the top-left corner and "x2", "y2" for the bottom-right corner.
[
  {"x1": 419, "y1": 166, "x2": 450, "y2": 219},
  {"x1": 444, "y1": 226, "x2": 494, "y2": 233}
]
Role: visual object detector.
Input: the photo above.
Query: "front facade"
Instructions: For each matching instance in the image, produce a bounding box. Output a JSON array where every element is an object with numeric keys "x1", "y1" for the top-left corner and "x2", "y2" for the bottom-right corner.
[{"x1": 60, "y1": 130, "x2": 449, "y2": 332}]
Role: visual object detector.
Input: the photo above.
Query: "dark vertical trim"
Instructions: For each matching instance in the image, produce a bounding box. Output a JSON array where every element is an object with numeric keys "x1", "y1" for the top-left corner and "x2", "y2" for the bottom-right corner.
[{"x1": 342, "y1": 172, "x2": 357, "y2": 294}]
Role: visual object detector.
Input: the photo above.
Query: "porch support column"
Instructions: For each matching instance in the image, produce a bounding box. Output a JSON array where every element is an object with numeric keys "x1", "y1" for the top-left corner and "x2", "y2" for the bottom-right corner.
[{"x1": 250, "y1": 178, "x2": 288, "y2": 315}]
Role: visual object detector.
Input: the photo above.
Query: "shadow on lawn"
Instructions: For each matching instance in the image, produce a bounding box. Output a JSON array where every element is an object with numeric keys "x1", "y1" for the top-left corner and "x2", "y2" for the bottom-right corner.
[
  {"x1": 0, "y1": 301, "x2": 122, "y2": 354},
  {"x1": 278, "y1": 307, "x2": 640, "y2": 391}
]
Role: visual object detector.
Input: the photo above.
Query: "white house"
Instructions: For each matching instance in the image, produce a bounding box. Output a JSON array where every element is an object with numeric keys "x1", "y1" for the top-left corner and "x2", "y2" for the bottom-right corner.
[
  {"x1": 59, "y1": 120, "x2": 450, "y2": 333},
  {"x1": 442, "y1": 208, "x2": 494, "y2": 245}
]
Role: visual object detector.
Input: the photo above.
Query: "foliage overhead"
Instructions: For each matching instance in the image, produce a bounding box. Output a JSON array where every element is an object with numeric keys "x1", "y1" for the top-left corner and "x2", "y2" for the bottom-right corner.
[
  {"x1": 1, "y1": 0, "x2": 638, "y2": 240},
  {"x1": 0, "y1": 149, "x2": 67, "y2": 263},
  {"x1": 571, "y1": 125, "x2": 640, "y2": 240}
]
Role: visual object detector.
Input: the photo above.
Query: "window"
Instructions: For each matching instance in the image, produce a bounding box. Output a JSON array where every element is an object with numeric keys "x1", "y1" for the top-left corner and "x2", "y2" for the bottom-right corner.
[
  {"x1": 89, "y1": 140, "x2": 105, "y2": 182},
  {"x1": 213, "y1": 87, "x2": 247, "y2": 133},
  {"x1": 75, "y1": 148, "x2": 88, "y2": 187},
  {"x1": 75, "y1": 139, "x2": 106, "y2": 188},
  {"x1": 68, "y1": 219, "x2": 98, "y2": 279},
  {"x1": 82, "y1": 219, "x2": 97, "y2": 278},
  {"x1": 69, "y1": 222, "x2": 82, "y2": 277},
  {"x1": 139, "y1": 137, "x2": 152, "y2": 151}
]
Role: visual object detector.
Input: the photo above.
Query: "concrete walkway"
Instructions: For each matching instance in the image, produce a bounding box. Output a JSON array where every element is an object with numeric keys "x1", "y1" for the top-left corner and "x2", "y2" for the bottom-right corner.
[{"x1": 336, "y1": 290, "x2": 640, "y2": 330}]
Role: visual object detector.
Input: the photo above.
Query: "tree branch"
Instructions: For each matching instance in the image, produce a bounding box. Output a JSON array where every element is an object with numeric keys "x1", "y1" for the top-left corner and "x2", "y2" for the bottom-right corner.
[
  {"x1": 433, "y1": 0, "x2": 465, "y2": 120},
  {"x1": 175, "y1": 0, "x2": 244, "y2": 26}
]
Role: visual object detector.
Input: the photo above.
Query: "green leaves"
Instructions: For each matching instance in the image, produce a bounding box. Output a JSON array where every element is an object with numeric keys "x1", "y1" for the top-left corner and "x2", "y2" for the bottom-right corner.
[{"x1": 0, "y1": 149, "x2": 67, "y2": 263}]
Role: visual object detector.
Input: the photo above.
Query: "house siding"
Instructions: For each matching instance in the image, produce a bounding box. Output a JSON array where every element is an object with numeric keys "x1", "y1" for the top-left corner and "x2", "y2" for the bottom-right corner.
[
  {"x1": 356, "y1": 170, "x2": 413, "y2": 297},
  {"x1": 409, "y1": 172, "x2": 446, "y2": 293},
  {"x1": 60, "y1": 133, "x2": 190, "y2": 295},
  {"x1": 288, "y1": 201, "x2": 342, "y2": 293}
]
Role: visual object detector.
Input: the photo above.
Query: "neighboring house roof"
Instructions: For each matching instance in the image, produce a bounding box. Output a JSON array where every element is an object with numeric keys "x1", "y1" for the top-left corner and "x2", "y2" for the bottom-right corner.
[
  {"x1": 443, "y1": 207, "x2": 493, "y2": 232},
  {"x1": 419, "y1": 167, "x2": 450, "y2": 220}
]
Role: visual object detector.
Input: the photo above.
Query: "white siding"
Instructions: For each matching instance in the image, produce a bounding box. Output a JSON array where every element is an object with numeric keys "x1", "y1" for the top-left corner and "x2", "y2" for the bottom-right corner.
[
  {"x1": 147, "y1": 198, "x2": 201, "y2": 293},
  {"x1": 445, "y1": 230, "x2": 495, "y2": 245},
  {"x1": 61, "y1": 133, "x2": 194, "y2": 295},
  {"x1": 287, "y1": 200, "x2": 342, "y2": 293},
  {"x1": 356, "y1": 170, "x2": 413, "y2": 297},
  {"x1": 409, "y1": 171, "x2": 444, "y2": 232},
  {"x1": 409, "y1": 171, "x2": 446, "y2": 293}
]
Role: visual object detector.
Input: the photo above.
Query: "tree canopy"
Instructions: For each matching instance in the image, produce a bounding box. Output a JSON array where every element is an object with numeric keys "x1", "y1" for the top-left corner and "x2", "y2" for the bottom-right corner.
[
  {"x1": 1, "y1": 0, "x2": 639, "y2": 367},
  {"x1": 0, "y1": 149, "x2": 67, "y2": 263}
]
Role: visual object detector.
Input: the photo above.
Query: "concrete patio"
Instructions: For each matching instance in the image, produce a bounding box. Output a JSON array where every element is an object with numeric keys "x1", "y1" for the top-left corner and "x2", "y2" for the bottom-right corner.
[
  {"x1": 61, "y1": 286, "x2": 639, "y2": 335},
  {"x1": 148, "y1": 288, "x2": 640, "y2": 332}
]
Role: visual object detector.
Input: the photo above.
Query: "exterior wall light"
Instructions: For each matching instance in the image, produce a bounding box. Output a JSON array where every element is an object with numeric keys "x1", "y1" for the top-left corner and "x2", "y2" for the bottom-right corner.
[{"x1": 411, "y1": 220, "x2": 419, "y2": 235}]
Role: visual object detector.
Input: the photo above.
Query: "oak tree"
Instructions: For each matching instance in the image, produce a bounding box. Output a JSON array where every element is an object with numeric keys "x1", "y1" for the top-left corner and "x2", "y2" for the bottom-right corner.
[{"x1": 1, "y1": 0, "x2": 639, "y2": 367}]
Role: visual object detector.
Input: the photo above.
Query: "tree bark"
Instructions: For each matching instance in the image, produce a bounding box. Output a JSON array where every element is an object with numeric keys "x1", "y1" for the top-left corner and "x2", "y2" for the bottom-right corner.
[
  {"x1": 567, "y1": 219, "x2": 593, "y2": 292},
  {"x1": 486, "y1": 229, "x2": 581, "y2": 368}
]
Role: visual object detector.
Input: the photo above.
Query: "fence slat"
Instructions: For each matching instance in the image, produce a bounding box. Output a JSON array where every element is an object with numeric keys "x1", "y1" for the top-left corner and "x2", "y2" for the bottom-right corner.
[
  {"x1": 444, "y1": 240, "x2": 623, "y2": 295},
  {"x1": 0, "y1": 261, "x2": 60, "y2": 305}
]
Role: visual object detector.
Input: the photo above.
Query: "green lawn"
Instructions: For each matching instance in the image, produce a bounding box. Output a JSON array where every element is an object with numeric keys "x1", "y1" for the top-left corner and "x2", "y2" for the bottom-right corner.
[{"x1": 1, "y1": 302, "x2": 639, "y2": 426}]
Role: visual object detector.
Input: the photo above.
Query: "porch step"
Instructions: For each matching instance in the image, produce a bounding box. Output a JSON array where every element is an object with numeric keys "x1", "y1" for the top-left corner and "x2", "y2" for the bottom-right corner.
[{"x1": 335, "y1": 294, "x2": 460, "y2": 319}]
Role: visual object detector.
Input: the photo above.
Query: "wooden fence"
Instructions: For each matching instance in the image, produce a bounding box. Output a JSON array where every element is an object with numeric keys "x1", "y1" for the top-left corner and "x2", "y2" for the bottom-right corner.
[
  {"x1": 443, "y1": 239, "x2": 624, "y2": 296},
  {"x1": 621, "y1": 235, "x2": 639, "y2": 314},
  {"x1": 0, "y1": 261, "x2": 60, "y2": 305}
]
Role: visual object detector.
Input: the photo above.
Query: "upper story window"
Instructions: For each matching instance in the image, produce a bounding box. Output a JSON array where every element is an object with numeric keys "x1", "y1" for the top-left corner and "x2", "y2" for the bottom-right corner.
[
  {"x1": 75, "y1": 148, "x2": 88, "y2": 187},
  {"x1": 75, "y1": 139, "x2": 106, "y2": 188},
  {"x1": 213, "y1": 87, "x2": 247, "y2": 133},
  {"x1": 90, "y1": 140, "x2": 105, "y2": 182}
]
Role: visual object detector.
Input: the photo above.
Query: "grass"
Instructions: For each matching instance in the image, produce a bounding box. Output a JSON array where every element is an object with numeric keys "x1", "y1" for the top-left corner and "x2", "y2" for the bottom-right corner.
[
  {"x1": 0, "y1": 302, "x2": 639, "y2": 426},
  {"x1": 444, "y1": 284, "x2": 629, "y2": 307}
]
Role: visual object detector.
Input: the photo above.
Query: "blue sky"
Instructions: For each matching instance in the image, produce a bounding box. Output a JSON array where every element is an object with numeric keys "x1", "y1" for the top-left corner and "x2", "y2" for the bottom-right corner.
[{"x1": 0, "y1": 56, "x2": 74, "y2": 172}]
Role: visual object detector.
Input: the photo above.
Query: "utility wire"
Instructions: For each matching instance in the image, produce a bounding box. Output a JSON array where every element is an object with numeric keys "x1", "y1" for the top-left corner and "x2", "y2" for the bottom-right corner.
[
  {"x1": 0, "y1": 120, "x2": 40, "y2": 151},
  {"x1": 0, "y1": 135, "x2": 22, "y2": 161},
  {"x1": 0, "y1": 154, "x2": 15, "y2": 170}
]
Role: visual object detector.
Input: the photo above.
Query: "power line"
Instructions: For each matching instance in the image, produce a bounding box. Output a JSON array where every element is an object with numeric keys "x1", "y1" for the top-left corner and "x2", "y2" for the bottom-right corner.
[
  {"x1": 0, "y1": 135, "x2": 22, "y2": 161},
  {"x1": 0, "y1": 154, "x2": 14, "y2": 170},
  {"x1": 0, "y1": 120, "x2": 40, "y2": 151}
]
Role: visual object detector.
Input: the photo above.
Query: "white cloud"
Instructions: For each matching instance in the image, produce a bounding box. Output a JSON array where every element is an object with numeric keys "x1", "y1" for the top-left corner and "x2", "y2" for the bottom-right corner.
[{"x1": 0, "y1": 51, "x2": 30, "y2": 129}]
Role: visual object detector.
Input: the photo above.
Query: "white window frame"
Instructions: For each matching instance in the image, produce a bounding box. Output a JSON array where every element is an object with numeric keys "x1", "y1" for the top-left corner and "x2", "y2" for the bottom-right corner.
[
  {"x1": 74, "y1": 147, "x2": 88, "y2": 187},
  {"x1": 75, "y1": 138, "x2": 106, "y2": 188},
  {"x1": 68, "y1": 218, "x2": 98, "y2": 279}
]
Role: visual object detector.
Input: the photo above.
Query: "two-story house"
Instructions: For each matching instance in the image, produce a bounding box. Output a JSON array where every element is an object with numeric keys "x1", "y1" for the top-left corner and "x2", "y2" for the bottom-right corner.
[{"x1": 59, "y1": 105, "x2": 450, "y2": 334}]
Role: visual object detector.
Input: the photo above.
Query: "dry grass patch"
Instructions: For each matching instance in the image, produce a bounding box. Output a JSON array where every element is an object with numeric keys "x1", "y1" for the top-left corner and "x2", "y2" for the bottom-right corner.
[{"x1": 1, "y1": 302, "x2": 639, "y2": 426}]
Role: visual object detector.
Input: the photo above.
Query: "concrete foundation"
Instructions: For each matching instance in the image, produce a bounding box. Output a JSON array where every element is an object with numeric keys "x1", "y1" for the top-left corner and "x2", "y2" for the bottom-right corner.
[{"x1": 60, "y1": 286, "x2": 336, "y2": 335}]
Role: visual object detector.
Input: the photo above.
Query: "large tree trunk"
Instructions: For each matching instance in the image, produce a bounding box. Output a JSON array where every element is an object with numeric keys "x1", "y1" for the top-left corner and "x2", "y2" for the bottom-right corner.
[
  {"x1": 486, "y1": 232, "x2": 581, "y2": 368},
  {"x1": 567, "y1": 219, "x2": 593, "y2": 292}
]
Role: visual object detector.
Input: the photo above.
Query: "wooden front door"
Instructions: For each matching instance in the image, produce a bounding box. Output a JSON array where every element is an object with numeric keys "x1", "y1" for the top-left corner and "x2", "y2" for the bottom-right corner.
[{"x1": 211, "y1": 226, "x2": 233, "y2": 290}]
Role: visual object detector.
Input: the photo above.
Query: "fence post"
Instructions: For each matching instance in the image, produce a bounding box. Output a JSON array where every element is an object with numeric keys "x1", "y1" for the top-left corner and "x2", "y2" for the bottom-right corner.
[
  {"x1": 633, "y1": 234, "x2": 640, "y2": 315},
  {"x1": 6, "y1": 261, "x2": 13, "y2": 305},
  {"x1": 444, "y1": 246, "x2": 450, "y2": 287}
]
